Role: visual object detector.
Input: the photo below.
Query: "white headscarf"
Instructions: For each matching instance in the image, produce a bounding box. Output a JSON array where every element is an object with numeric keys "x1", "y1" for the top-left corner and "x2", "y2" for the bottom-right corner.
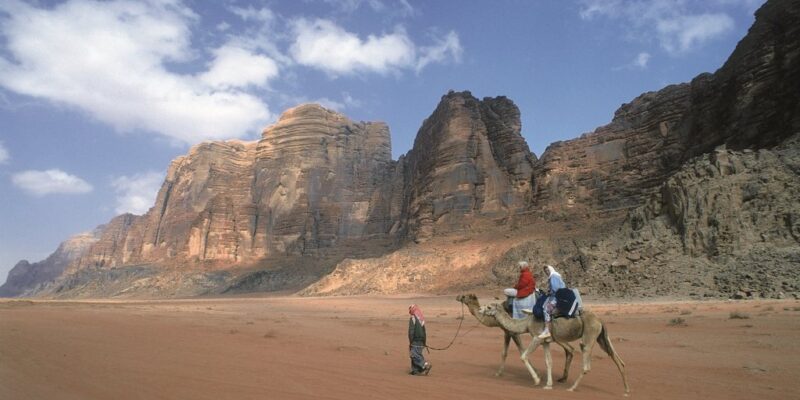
[{"x1": 546, "y1": 265, "x2": 562, "y2": 279}]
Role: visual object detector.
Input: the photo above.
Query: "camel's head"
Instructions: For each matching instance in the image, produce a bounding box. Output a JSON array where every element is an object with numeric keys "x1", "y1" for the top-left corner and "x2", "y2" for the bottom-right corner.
[
  {"x1": 483, "y1": 303, "x2": 500, "y2": 316},
  {"x1": 456, "y1": 293, "x2": 478, "y2": 305}
]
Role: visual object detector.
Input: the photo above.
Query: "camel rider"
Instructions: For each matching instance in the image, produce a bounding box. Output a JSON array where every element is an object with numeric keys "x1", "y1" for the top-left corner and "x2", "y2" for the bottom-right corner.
[
  {"x1": 503, "y1": 261, "x2": 536, "y2": 319},
  {"x1": 538, "y1": 265, "x2": 566, "y2": 339},
  {"x1": 408, "y1": 304, "x2": 432, "y2": 375}
]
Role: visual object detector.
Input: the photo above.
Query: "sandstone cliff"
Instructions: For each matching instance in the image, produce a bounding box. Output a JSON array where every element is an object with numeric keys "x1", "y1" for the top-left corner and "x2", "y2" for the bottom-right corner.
[
  {"x1": 305, "y1": 0, "x2": 800, "y2": 298},
  {"x1": 58, "y1": 105, "x2": 397, "y2": 273},
  {"x1": 6, "y1": 0, "x2": 799, "y2": 299},
  {"x1": 534, "y1": 0, "x2": 799, "y2": 214},
  {"x1": 400, "y1": 92, "x2": 535, "y2": 241}
]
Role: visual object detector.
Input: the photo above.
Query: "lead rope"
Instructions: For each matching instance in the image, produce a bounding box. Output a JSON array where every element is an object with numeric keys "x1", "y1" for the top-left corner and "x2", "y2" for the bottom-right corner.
[{"x1": 424, "y1": 302, "x2": 475, "y2": 351}]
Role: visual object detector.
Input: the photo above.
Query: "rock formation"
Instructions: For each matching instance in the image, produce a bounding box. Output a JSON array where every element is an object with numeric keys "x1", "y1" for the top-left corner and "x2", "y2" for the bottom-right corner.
[
  {"x1": 400, "y1": 93, "x2": 535, "y2": 241},
  {"x1": 0, "y1": 229, "x2": 100, "y2": 296},
  {"x1": 4, "y1": 0, "x2": 798, "y2": 299},
  {"x1": 57, "y1": 105, "x2": 398, "y2": 275},
  {"x1": 533, "y1": 0, "x2": 799, "y2": 214}
]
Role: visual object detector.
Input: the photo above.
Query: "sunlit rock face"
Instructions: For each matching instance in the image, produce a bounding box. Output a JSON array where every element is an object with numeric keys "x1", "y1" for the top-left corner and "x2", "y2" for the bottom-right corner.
[
  {"x1": 251, "y1": 104, "x2": 396, "y2": 255},
  {"x1": 63, "y1": 104, "x2": 398, "y2": 270}
]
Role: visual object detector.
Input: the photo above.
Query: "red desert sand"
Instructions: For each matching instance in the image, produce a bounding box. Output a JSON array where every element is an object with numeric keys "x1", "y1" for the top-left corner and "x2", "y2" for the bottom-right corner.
[{"x1": 2, "y1": 295, "x2": 799, "y2": 400}]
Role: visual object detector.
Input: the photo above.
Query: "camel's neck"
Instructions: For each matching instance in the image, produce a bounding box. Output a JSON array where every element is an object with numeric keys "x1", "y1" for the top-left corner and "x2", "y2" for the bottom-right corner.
[
  {"x1": 493, "y1": 307, "x2": 536, "y2": 334},
  {"x1": 464, "y1": 301, "x2": 501, "y2": 328}
]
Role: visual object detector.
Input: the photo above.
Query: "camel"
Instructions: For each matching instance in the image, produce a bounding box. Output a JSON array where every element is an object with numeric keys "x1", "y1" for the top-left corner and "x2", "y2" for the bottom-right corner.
[
  {"x1": 483, "y1": 301, "x2": 630, "y2": 395},
  {"x1": 455, "y1": 294, "x2": 573, "y2": 384}
]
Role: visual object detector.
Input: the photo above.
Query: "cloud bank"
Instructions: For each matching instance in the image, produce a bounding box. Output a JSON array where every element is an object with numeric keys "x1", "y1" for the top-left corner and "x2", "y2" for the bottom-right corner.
[
  {"x1": 0, "y1": 0, "x2": 462, "y2": 144},
  {"x1": 0, "y1": 0, "x2": 274, "y2": 144},
  {"x1": 12, "y1": 169, "x2": 93, "y2": 196},
  {"x1": 290, "y1": 18, "x2": 461, "y2": 76},
  {"x1": 578, "y1": 0, "x2": 756, "y2": 55}
]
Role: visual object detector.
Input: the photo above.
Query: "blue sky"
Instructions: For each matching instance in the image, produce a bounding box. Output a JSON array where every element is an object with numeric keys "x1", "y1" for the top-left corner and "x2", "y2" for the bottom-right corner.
[{"x1": 0, "y1": 0, "x2": 766, "y2": 284}]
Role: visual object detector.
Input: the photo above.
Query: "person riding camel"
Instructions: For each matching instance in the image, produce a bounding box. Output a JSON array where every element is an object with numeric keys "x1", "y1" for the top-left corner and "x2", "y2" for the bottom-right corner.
[
  {"x1": 538, "y1": 265, "x2": 566, "y2": 339},
  {"x1": 503, "y1": 261, "x2": 536, "y2": 319}
]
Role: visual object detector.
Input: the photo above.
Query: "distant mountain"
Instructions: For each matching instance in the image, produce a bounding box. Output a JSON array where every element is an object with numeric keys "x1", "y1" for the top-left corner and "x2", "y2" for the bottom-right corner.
[{"x1": 0, "y1": 229, "x2": 100, "y2": 297}]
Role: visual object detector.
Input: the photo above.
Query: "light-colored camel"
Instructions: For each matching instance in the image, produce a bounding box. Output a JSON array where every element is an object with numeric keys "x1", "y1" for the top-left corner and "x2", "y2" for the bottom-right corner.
[
  {"x1": 456, "y1": 294, "x2": 573, "y2": 384},
  {"x1": 484, "y1": 302, "x2": 630, "y2": 395}
]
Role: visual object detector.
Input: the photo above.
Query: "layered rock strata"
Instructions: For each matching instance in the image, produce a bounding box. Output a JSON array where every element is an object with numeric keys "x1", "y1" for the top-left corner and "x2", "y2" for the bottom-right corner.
[
  {"x1": 63, "y1": 105, "x2": 398, "y2": 273},
  {"x1": 533, "y1": 0, "x2": 800, "y2": 213}
]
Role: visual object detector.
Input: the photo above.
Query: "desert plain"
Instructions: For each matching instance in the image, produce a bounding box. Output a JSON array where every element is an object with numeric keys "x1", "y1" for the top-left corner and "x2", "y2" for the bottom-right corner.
[{"x1": 1, "y1": 295, "x2": 799, "y2": 400}]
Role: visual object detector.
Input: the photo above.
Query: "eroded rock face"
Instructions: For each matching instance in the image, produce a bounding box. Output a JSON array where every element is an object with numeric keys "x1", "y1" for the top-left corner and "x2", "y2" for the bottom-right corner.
[
  {"x1": 0, "y1": 230, "x2": 101, "y2": 297},
  {"x1": 560, "y1": 136, "x2": 800, "y2": 299},
  {"x1": 534, "y1": 0, "x2": 800, "y2": 214},
  {"x1": 251, "y1": 104, "x2": 396, "y2": 255},
  {"x1": 58, "y1": 105, "x2": 397, "y2": 274},
  {"x1": 401, "y1": 91, "x2": 535, "y2": 240}
]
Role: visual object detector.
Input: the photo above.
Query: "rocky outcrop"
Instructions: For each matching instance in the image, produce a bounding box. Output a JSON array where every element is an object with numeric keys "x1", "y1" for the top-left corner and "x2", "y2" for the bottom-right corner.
[
  {"x1": 401, "y1": 92, "x2": 535, "y2": 240},
  {"x1": 0, "y1": 230, "x2": 101, "y2": 297},
  {"x1": 551, "y1": 135, "x2": 800, "y2": 299},
  {"x1": 534, "y1": 0, "x2": 800, "y2": 214}
]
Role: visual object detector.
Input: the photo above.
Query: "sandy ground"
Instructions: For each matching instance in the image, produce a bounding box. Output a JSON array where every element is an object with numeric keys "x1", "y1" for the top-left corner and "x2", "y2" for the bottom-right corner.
[{"x1": 1, "y1": 295, "x2": 799, "y2": 400}]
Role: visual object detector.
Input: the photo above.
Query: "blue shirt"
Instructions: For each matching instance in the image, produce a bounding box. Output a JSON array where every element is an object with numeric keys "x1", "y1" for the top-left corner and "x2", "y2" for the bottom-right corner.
[{"x1": 549, "y1": 273, "x2": 565, "y2": 293}]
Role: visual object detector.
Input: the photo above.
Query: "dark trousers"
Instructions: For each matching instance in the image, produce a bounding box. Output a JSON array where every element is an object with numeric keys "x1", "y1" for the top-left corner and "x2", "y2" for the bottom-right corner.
[{"x1": 409, "y1": 344, "x2": 426, "y2": 373}]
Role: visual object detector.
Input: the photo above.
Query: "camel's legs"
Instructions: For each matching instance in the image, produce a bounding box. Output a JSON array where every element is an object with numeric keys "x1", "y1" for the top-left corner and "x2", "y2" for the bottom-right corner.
[
  {"x1": 542, "y1": 342, "x2": 553, "y2": 389},
  {"x1": 568, "y1": 342, "x2": 594, "y2": 392},
  {"x1": 609, "y1": 349, "x2": 629, "y2": 395},
  {"x1": 497, "y1": 332, "x2": 522, "y2": 376},
  {"x1": 603, "y1": 343, "x2": 629, "y2": 394},
  {"x1": 557, "y1": 342, "x2": 575, "y2": 383},
  {"x1": 520, "y1": 338, "x2": 542, "y2": 386},
  {"x1": 497, "y1": 332, "x2": 510, "y2": 376}
]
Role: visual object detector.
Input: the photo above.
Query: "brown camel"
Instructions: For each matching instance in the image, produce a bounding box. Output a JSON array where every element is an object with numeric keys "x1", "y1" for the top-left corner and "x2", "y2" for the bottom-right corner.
[
  {"x1": 456, "y1": 294, "x2": 573, "y2": 384},
  {"x1": 484, "y1": 302, "x2": 630, "y2": 395}
]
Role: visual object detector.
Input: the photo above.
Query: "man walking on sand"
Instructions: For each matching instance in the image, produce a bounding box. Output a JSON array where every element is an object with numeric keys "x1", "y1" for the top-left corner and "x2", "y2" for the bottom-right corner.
[{"x1": 408, "y1": 304, "x2": 432, "y2": 375}]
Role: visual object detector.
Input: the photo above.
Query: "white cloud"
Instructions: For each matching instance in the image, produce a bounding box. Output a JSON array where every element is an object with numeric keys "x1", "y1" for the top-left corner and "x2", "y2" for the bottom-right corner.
[
  {"x1": 0, "y1": 140, "x2": 8, "y2": 164},
  {"x1": 0, "y1": 0, "x2": 273, "y2": 144},
  {"x1": 199, "y1": 45, "x2": 279, "y2": 89},
  {"x1": 12, "y1": 169, "x2": 93, "y2": 196},
  {"x1": 111, "y1": 171, "x2": 164, "y2": 215},
  {"x1": 416, "y1": 31, "x2": 463, "y2": 73},
  {"x1": 290, "y1": 19, "x2": 414, "y2": 75},
  {"x1": 578, "y1": 0, "x2": 739, "y2": 54},
  {"x1": 634, "y1": 52, "x2": 651, "y2": 68},
  {"x1": 289, "y1": 19, "x2": 461, "y2": 75},
  {"x1": 229, "y1": 5, "x2": 275, "y2": 23},
  {"x1": 657, "y1": 14, "x2": 734, "y2": 54}
]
